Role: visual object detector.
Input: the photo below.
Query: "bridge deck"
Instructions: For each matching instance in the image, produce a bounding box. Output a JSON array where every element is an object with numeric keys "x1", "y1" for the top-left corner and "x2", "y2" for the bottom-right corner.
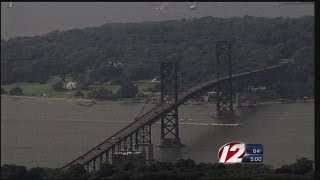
[{"x1": 62, "y1": 64, "x2": 287, "y2": 169}]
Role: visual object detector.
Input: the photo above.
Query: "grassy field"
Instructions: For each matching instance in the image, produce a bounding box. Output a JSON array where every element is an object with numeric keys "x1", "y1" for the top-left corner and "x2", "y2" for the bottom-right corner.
[
  {"x1": 1, "y1": 78, "x2": 158, "y2": 99},
  {"x1": 133, "y1": 80, "x2": 159, "y2": 92},
  {"x1": 2, "y1": 82, "x2": 76, "y2": 98}
]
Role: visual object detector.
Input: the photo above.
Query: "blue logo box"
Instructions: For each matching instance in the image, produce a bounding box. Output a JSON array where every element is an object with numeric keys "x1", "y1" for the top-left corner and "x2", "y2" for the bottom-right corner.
[{"x1": 245, "y1": 144, "x2": 263, "y2": 154}]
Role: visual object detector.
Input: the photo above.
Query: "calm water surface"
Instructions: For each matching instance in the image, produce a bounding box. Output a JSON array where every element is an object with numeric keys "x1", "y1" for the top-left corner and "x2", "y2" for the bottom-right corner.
[{"x1": 1, "y1": 96, "x2": 314, "y2": 168}]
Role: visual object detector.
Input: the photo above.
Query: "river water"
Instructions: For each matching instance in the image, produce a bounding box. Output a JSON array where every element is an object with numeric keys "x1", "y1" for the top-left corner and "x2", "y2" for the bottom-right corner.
[{"x1": 1, "y1": 96, "x2": 314, "y2": 168}]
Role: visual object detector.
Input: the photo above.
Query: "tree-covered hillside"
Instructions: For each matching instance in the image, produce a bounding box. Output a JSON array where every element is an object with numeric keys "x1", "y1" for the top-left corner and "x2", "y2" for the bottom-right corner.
[{"x1": 1, "y1": 16, "x2": 314, "y2": 96}]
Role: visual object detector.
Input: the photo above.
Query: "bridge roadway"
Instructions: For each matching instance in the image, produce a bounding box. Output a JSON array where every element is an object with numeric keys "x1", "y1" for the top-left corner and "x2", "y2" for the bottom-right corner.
[{"x1": 62, "y1": 64, "x2": 288, "y2": 169}]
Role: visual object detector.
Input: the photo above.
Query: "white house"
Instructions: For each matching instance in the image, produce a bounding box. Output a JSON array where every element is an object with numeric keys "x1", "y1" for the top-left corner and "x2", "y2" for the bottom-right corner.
[
  {"x1": 106, "y1": 61, "x2": 123, "y2": 68},
  {"x1": 151, "y1": 77, "x2": 160, "y2": 82},
  {"x1": 66, "y1": 81, "x2": 77, "y2": 90}
]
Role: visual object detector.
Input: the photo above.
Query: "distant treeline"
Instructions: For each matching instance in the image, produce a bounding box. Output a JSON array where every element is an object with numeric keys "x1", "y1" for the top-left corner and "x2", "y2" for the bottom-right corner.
[
  {"x1": 1, "y1": 16, "x2": 314, "y2": 97},
  {"x1": 0, "y1": 158, "x2": 314, "y2": 179}
]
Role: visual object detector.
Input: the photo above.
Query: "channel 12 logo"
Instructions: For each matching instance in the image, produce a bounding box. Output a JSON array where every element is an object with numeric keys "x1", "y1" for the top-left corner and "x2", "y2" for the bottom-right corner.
[{"x1": 218, "y1": 141, "x2": 263, "y2": 164}]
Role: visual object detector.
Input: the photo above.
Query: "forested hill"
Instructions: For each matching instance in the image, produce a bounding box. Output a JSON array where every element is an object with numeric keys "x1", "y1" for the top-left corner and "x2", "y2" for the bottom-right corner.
[{"x1": 1, "y1": 16, "x2": 314, "y2": 96}]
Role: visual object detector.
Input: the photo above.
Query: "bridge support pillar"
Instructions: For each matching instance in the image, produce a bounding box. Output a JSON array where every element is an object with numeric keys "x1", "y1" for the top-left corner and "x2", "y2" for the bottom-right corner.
[
  {"x1": 136, "y1": 125, "x2": 155, "y2": 164},
  {"x1": 215, "y1": 41, "x2": 237, "y2": 119},
  {"x1": 157, "y1": 62, "x2": 184, "y2": 147},
  {"x1": 111, "y1": 127, "x2": 154, "y2": 166},
  {"x1": 245, "y1": 86, "x2": 258, "y2": 106},
  {"x1": 158, "y1": 107, "x2": 184, "y2": 147}
]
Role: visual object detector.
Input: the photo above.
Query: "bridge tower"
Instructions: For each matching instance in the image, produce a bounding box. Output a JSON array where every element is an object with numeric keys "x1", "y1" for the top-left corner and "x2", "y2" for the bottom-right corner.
[
  {"x1": 158, "y1": 62, "x2": 184, "y2": 147},
  {"x1": 215, "y1": 41, "x2": 237, "y2": 118}
]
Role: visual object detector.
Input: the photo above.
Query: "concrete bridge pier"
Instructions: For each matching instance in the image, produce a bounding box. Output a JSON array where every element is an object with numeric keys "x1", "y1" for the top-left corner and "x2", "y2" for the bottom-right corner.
[{"x1": 158, "y1": 137, "x2": 184, "y2": 148}]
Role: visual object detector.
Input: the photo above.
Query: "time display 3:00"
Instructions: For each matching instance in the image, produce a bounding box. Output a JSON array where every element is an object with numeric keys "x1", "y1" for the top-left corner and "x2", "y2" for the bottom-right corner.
[
  {"x1": 249, "y1": 156, "x2": 263, "y2": 162},
  {"x1": 242, "y1": 154, "x2": 263, "y2": 163}
]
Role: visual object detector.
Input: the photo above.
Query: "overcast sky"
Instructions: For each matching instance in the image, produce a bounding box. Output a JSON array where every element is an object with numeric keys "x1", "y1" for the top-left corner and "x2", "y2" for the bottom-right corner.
[{"x1": 1, "y1": 2, "x2": 314, "y2": 39}]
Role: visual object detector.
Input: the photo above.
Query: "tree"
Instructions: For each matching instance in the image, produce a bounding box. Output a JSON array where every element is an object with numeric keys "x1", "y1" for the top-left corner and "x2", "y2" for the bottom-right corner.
[
  {"x1": 89, "y1": 65, "x2": 122, "y2": 84},
  {"x1": 274, "y1": 165, "x2": 292, "y2": 174},
  {"x1": 290, "y1": 158, "x2": 314, "y2": 175},
  {"x1": 116, "y1": 81, "x2": 138, "y2": 98},
  {"x1": 9, "y1": 87, "x2": 23, "y2": 95},
  {"x1": 74, "y1": 91, "x2": 84, "y2": 98},
  {"x1": 87, "y1": 88, "x2": 114, "y2": 100},
  {"x1": 1, "y1": 88, "x2": 7, "y2": 94},
  {"x1": 60, "y1": 73, "x2": 66, "y2": 82},
  {"x1": 175, "y1": 159, "x2": 196, "y2": 168},
  {"x1": 73, "y1": 73, "x2": 90, "y2": 90},
  {"x1": 0, "y1": 158, "x2": 315, "y2": 179},
  {"x1": 90, "y1": 163, "x2": 115, "y2": 179},
  {"x1": 274, "y1": 158, "x2": 314, "y2": 176},
  {"x1": 52, "y1": 81, "x2": 64, "y2": 91},
  {"x1": 58, "y1": 164, "x2": 88, "y2": 180},
  {"x1": 112, "y1": 171, "x2": 130, "y2": 180},
  {"x1": 27, "y1": 167, "x2": 53, "y2": 180},
  {"x1": 1, "y1": 164, "x2": 28, "y2": 179},
  {"x1": 1, "y1": 16, "x2": 314, "y2": 99}
]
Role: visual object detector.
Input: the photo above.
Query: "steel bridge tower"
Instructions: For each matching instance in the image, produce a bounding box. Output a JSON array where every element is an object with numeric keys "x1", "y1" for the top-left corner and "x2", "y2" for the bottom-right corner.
[
  {"x1": 215, "y1": 41, "x2": 237, "y2": 118},
  {"x1": 158, "y1": 62, "x2": 184, "y2": 147}
]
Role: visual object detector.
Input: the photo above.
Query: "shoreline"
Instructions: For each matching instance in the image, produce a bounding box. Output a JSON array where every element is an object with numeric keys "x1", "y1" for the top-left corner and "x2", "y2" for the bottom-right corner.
[
  {"x1": 1, "y1": 95, "x2": 314, "y2": 106},
  {"x1": 0, "y1": 95, "x2": 152, "y2": 105},
  {"x1": 1, "y1": 95, "x2": 102, "y2": 104}
]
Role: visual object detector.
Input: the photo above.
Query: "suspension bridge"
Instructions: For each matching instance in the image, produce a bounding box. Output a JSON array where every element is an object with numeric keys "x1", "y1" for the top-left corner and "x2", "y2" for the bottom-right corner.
[{"x1": 62, "y1": 41, "x2": 291, "y2": 173}]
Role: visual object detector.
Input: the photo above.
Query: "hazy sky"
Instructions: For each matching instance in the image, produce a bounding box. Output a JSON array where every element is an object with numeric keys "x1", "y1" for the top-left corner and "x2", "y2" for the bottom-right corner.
[{"x1": 1, "y1": 2, "x2": 314, "y2": 39}]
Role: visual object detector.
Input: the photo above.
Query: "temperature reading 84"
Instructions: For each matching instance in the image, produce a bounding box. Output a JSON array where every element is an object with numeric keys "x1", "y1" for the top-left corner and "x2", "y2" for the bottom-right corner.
[{"x1": 253, "y1": 149, "x2": 262, "y2": 154}]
